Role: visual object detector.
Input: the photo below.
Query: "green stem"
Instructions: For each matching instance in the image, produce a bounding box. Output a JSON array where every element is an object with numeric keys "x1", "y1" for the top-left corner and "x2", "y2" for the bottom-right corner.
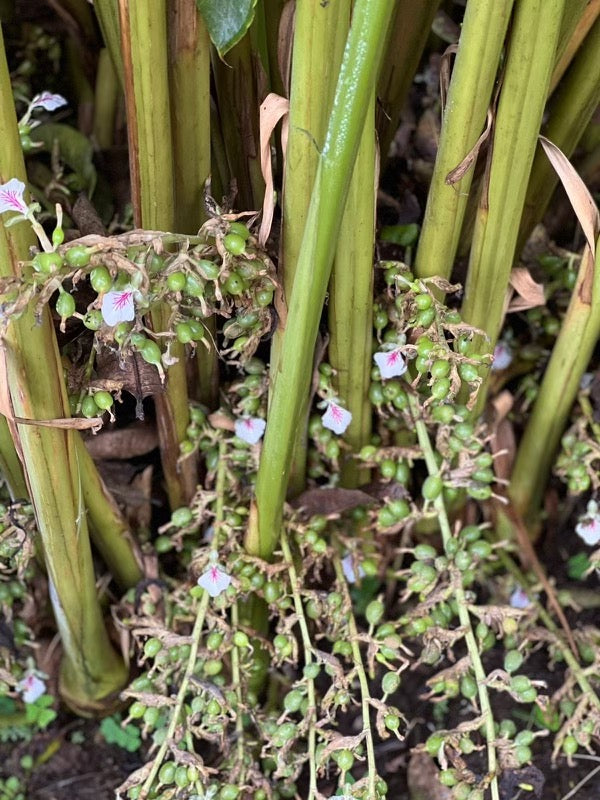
[
  {"x1": 119, "y1": 0, "x2": 196, "y2": 508},
  {"x1": 510, "y1": 239, "x2": 600, "y2": 523},
  {"x1": 76, "y1": 438, "x2": 142, "y2": 589},
  {"x1": 0, "y1": 28, "x2": 127, "y2": 713},
  {"x1": 414, "y1": 0, "x2": 514, "y2": 282},
  {"x1": 494, "y1": 544, "x2": 600, "y2": 712},
  {"x1": 167, "y1": 0, "x2": 219, "y2": 409},
  {"x1": 517, "y1": 13, "x2": 600, "y2": 252},
  {"x1": 333, "y1": 555, "x2": 378, "y2": 800},
  {"x1": 93, "y1": 0, "x2": 124, "y2": 88},
  {"x1": 271, "y1": 0, "x2": 351, "y2": 496},
  {"x1": 140, "y1": 439, "x2": 226, "y2": 798},
  {"x1": 280, "y1": 529, "x2": 318, "y2": 800},
  {"x1": 0, "y1": 414, "x2": 27, "y2": 499},
  {"x1": 409, "y1": 392, "x2": 500, "y2": 800},
  {"x1": 93, "y1": 48, "x2": 119, "y2": 150},
  {"x1": 328, "y1": 92, "x2": 376, "y2": 487},
  {"x1": 247, "y1": 0, "x2": 396, "y2": 559},
  {"x1": 211, "y1": 33, "x2": 264, "y2": 210},
  {"x1": 460, "y1": 0, "x2": 566, "y2": 415},
  {"x1": 376, "y1": 0, "x2": 441, "y2": 170},
  {"x1": 550, "y1": 0, "x2": 599, "y2": 92}
]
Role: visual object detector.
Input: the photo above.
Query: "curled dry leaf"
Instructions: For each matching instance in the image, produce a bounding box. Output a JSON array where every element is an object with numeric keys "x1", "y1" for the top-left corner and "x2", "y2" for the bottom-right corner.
[
  {"x1": 490, "y1": 390, "x2": 516, "y2": 482},
  {"x1": 84, "y1": 421, "x2": 158, "y2": 460},
  {"x1": 539, "y1": 135, "x2": 600, "y2": 258},
  {"x1": 258, "y1": 92, "x2": 289, "y2": 247},
  {"x1": 506, "y1": 266, "x2": 546, "y2": 313},
  {"x1": 95, "y1": 349, "x2": 164, "y2": 399},
  {"x1": 291, "y1": 487, "x2": 375, "y2": 517},
  {"x1": 408, "y1": 752, "x2": 453, "y2": 800}
]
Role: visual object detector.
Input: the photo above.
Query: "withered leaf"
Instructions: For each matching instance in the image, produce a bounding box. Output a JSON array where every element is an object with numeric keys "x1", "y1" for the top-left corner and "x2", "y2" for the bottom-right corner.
[
  {"x1": 291, "y1": 487, "x2": 375, "y2": 516},
  {"x1": 95, "y1": 349, "x2": 164, "y2": 399}
]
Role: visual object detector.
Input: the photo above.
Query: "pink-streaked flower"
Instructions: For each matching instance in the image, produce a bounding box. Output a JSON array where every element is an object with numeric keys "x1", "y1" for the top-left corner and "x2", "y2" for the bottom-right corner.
[
  {"x1": 341, "y1": 554, "x2": 365, "y2": 584},
  {"x1": 17, "y1": 673, "x2": 46, "y2": 704},
  {"x1": 322, "y1": 401, "x2": 352, "y2": 435},
  {"x1": 31, "y1": 92, "x2": 68, "y2": 112},
  {"x1": 197, "y1": 564, "x2": 232, "y2": 598},
  {"x1": 234, "y1": 416, "x2": 266, "y2": 445},
  {"x1": 575, "y1": 500, "x2": 600, "y2": 546},
  {"x1": 0, "y1": 178, "x2": 28, "y2": 216},
  {"x1": 101, "y1": 288, "x2": 135, "y2": 326},
  {"x1": 509, "y1": 586, "x2": 531, "y2": 610},
  {"x1": 373, "y1": 349, "x2": 407, "y2": 379},
  {"x1": 491, "y1": 341, "x2": 512, "y2": 371}
]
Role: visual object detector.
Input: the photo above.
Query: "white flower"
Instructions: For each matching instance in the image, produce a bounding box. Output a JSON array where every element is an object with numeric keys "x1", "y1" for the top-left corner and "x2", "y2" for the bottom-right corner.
[
  {"x1": 509, "y1": 586, "x2": 531, "y2": 609},
  {"x1": 234, "y1": 416, "x2": 266, "y2": 445},
  {"x1": 31, "y1": 92, "x2": 68, "y2": 112},
  {"x1": 322, "y1": 401, "x2": 352, "y2": 435},
  {"x1": 373, "y1": 349, "x2": 407, "y2": 379},
  {"x1": 101, "y1": 288, "x2": 135, "y2": 326},
  {"x1": 197, "y1": 564, "x2": 232, "y2": 598},
  {"x1": 17, "y1": 673, "x2": 46, "y2": 704},
  {"x1": 0, "y1": 178, "x2": 28, "y2": 215},
  {"x1": 491, "y1": 341, "x2": 512, "y2": 371},
  {"x1": 341, "y1": 553, "x2": 365, "y2": 584},
  {"x1": 575, "y1": 500, "x2": 600, "y2": 546}
]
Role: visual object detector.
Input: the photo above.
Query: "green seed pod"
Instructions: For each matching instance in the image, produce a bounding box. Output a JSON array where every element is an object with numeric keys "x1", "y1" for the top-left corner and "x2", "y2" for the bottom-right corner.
[
  {"x1": 90, "y1": 265, "x2": 112, "y2": 293},
  {"x1": 65, "y1": 245, "x2": 91, "y2": 268},
  {"x1": 422, "y1": 475, "x2": 443, "y2": 500},
  {"x1": 223, "y1": 232, "x2": 246, "y2": 255},
  {"x1": 80, "y1": 395, "x2": 99, "y2": 418},
  {"x1": 56, "y1": 291, "x2": 76, "y2": 318},
  {"x1": 365, "y1": 599, "x2": 385, "y2": 626},
  {"x1": 166, "y1": 271, "x2": 186, "y2": 292}
]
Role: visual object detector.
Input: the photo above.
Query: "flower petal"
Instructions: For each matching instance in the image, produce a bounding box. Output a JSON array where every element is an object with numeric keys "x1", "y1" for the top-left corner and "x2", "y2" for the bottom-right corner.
[
  {"x1": 509, "y1": 586, "x2": 531, "y2": 609},
  {"x1": 101, "y1": 289, "x2": 135, "y2": 326},
  {"x1": 234, "y1": 416, "x2": 266, "y2": 445},
  {"x1": 322, "y1": 402, "x2": 352, "y2": 435},
  {"x1": 0, "y1": 178, "x2": 28, "y2": 215},
  {"x1": 31, "y1": 92, "x2": 68, "y2": 112},
  {"x1": 341, "y1": 554, "x2": 365, "y2": 584},
  {"x1": 17, "y1": 674, "x2": 46, "y2": 704},
  {"x1": 491, "y1": 342, "x2": 512, "y2": 371},
  {"x1": 575, "y1": 517, "x2": 600, "y2": 546},
  {"x1": 373, "y1": 349, "x2": 407, "y2": 379},
  {"x1": 197, "y1": 565, "x2": 231, "y2": 597}
]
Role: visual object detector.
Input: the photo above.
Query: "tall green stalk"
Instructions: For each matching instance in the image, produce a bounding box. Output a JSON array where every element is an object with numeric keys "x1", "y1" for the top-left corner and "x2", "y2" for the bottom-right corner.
[
  {"x1": 414, "y1": 0, "x2": 514, "y2": 282},
  {"x1": 246, "y1": 0, "x2": 396, "y2": 559},
  {"x1": 271, "y1": 0, "x2": 350, "y2": 496},
  {"x1": 460, "y1": 0, "x2": 566, "y2": 408},
  {"x1": 0, "y1": 415, "x2": 27, "y2": 499},
  {"x1": 93, "y1": 48, "x2": 119, "y2": 150},
  {"x1": 377, "y1": 0, "x2": 441, "y2": 169},
  {"x1": 517, "y1": 14, "x2": 600, "y2": 251},
  {"x1": 93, "y1": 0, "x2": 124, "y2": 87},
  {"x1": 211, "y1": 33, "x2": 264, "y2": 210},
  {"x1": 0, "y1": 29, "x2": 127, "y2": 712},
  {"x1": 550, "y1": 0, "x2": 599, "y2": 92},
  {"x1": 168, "y1": 0, "x2": 218, "y2": 409},
  {"x1": 119, "y1": 0, "x2": 196, "y2": 508},
  {"x1": 510, "y1": 239, "x2": 600, "y2": 523},
  {"x1": 328, "y1": 92, "x2": 376, "y2": 488}
]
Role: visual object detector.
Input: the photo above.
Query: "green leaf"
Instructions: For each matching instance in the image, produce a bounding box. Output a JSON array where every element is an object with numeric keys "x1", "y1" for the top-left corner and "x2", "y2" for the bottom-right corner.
[
  {"x1": 36, "y1": 708, "x2": 57, "y2": 729},
  {"x1": 32, "y1": 123, "x2": 97, "y2": 196},
  {"x1": 195, "y1": 0, "x2": 257, "y2": 56}
]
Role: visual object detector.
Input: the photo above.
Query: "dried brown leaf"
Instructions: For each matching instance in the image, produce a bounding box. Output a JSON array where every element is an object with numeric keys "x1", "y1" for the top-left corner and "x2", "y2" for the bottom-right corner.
[
  {"x1": 258, "y1": 93, "x2": 289, "y2": 247},
  {"x1": 84, "y1": 421, "x2": 158, "y2": 460},
  {"x1": 539, "y1": 136, "x2": 600, "y2": 258},
  {"x1": 507, "y1": 266, "x2": 546, "y2": 312},
  {"x1": 291, "y1": 487, "x2": 375, "y2": 516}
]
